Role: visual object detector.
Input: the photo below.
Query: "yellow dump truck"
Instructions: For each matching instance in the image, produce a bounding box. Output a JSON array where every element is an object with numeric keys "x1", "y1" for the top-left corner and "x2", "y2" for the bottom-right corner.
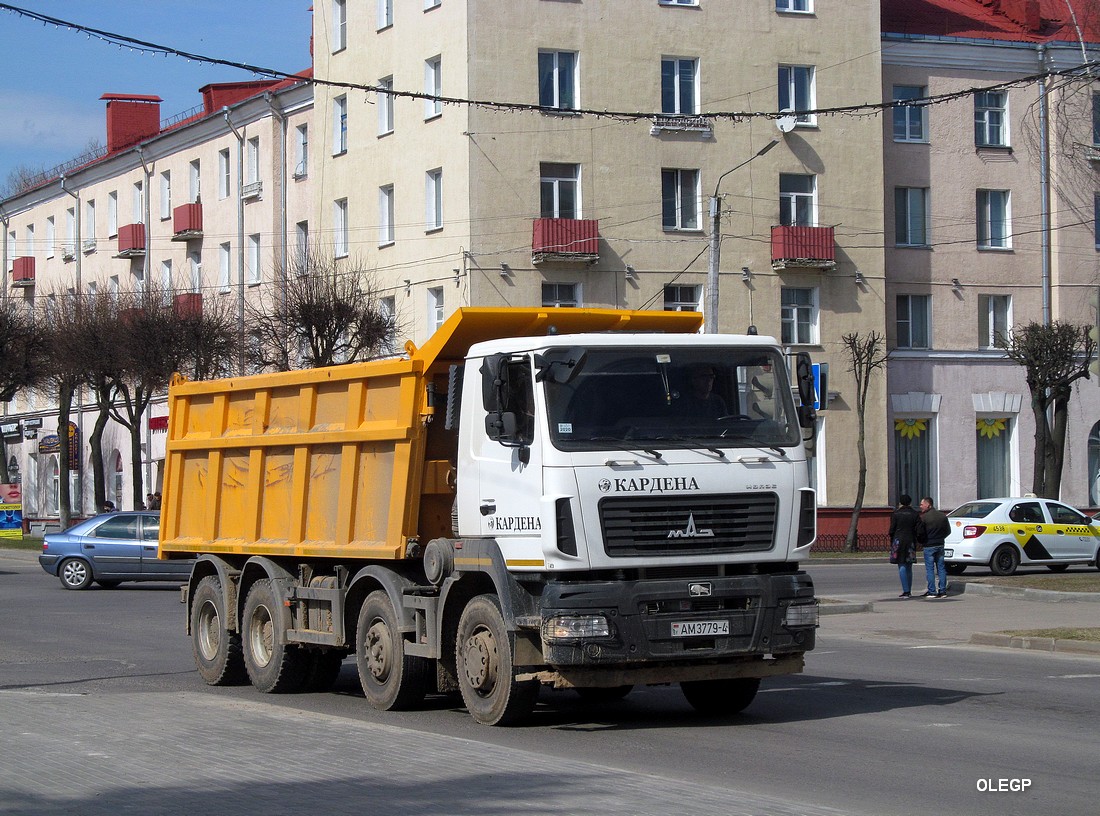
[{"x1": 160, "y1": 307, "x2": 819, "y2": 725}]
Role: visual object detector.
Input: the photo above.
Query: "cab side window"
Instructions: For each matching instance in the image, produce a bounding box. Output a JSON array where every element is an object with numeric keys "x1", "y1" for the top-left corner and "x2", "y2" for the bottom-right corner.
[
  {"x1": 1008, "y1": 502, "x2": 1044, "y2": 524},
  {"x1": 1047, "y1": 503, "x2": 1086, "y2": 525}
]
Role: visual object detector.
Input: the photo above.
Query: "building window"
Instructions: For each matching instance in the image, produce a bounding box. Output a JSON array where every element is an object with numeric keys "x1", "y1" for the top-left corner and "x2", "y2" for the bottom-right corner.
[
  {"x1": 332, "y1": 0, "x2": 347, "y2": 51},
  {"x1": 425, "y1": 168, "x2": 443, "y2": 231},
  {"x1": 780, "y1": 173, "x2": 816, "y2": 226},
  {"x1": 45, "y1": 216, "x2": 55, "y2": 258},
  {"x1": 428, "y1": 287, "x2": 445, "y2": 333},
  {"x1": 295, "y1": 125, "x2": 309, "y2": 178},
  {"x1": 1093, "y1": 92, "x2": 1100, "y2": 145},
  {"x1": 977, "y1": 189, "x2": 1010, "y2": 249},
  {"x1": 661, "y1": 168, "x2": 700, "y2": 230},
  {"x1": 1089, "y1": 421, "x2": 1100, "y2": 505},
  {"x1": 25, "y1": 223, "x2": 35, "y2": 254},
  {"x1": 84, "y1": 201, "x2": 95, "y2": 242},
  {"x1": 295, "y1": 221, "x2": 309, "y2": 265},
  {"x1": 378, "y1": 76, "x2": 394, "y2": 135},
  {"x1": 378, "y1": 186, "x2": 395, "y2": 246},
  {"x1": 189, "y1": 160, "x2": 201, "y2": 203},
  {"x1": 247, "y1": 233, "x2": 261, "y2": 285},
  {"x1": 896, "y1": 294, "x2": 930, "y2": 349},
  {"x1": 333, "y1": 95, "x2": 348, "y2": 155},
  {"x1": 894, "y1": 187, "x2": 929, "y2": 246},
  {"x1": 892, "y1": 85, "x2": 927, "y2": 142},
  {"x1": 379, "y1": 296, "x2": 397, "y2": 355},
  {"x1": 661, "y1": 57, "x2": 698, "y2": 115},
  {"x1": 781, "y1": 287, "x2": 817, "y2": 345},
  {"x1": 1095, "y1": 194, "x2": 1099, "y2": 249},
  {"x1": 978, "y1": 294, "x2": 1011, "y2": 349},
  {"x1": 542, "y1": 283, "x2": 578, "y2": 307},
  {"x1": 160, "y1": 171, "x2": 171, "y2": 220},
  {"x1": 538, "y1": 50, "x2": 577, "y2": 111},
  {"x1": 776, "y1": 0, "x2": 811, "y2": 11},
  {"x1": 160, "y1": 259, "x2": 173, "y2": 292},
  {"x1": 540, "y1": 162, "x2": 580, "y2": 219},
  {"x1": 218, "y1": 149, "x2": 231, "y2": 199},
  {"x1": 132, "y1": 180, "x2": 144, "y2": 223},
  {"x1": 107, "y1": 191, "x2": 118, "y2": 236},
  {"x1": 218, "y1": 242, "x2": 231, "y2": 290},
  {"x1": 378, "y1": 0, "x2": 393, "y2": 29},
  {"x1": 663, "y1": 284, "x2": 700, "y2": 311},
  {"x1": 425, "y1": 0, "x2": 441, "y2": 9},
  {"x1": 894, "y1": 417, "x2": 933, "y2": 503},
  {"x1": 779, "y1": 65, "x2": 815, "y2": 125},
  {"x1": 334, "y1": 198, "x2": 349, "y2": 257},
  {"x1": 246, "y1": 137, "x2": 260, "y2": 184},
  {"x1": 974, "y1": 91, "x2": 1007, "y2": 147},
  {"x1": 976, "y1": 417, "x2": 1012, "y2": 499},
  {"x1": 189, "y1": 250, "x2": 202, "y2": 291},
  {"x1": 425, "y1": 56, "x2": 442, "y2": 119}
]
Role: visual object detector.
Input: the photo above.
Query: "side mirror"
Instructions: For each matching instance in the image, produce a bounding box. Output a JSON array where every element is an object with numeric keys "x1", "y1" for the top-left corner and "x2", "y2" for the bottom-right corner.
[{"x1": 534, "y1": 347, "x2": 587, "y2": 384}]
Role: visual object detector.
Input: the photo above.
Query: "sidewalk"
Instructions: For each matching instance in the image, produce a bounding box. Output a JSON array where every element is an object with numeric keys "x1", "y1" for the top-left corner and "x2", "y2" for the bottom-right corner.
[{"x1": 819, "y1": 581, "x2": 1100, "y2": 657}]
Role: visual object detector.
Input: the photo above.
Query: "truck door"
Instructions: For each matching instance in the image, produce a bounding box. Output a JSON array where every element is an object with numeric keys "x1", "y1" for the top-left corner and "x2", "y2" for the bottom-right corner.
[{"x1": 474, "y1": 356, "x2": 544, "y2": 542}]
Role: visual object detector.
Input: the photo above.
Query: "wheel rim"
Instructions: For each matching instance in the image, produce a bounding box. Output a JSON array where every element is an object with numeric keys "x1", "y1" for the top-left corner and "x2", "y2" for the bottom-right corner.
[
  {"x1": 365, "y1": 619, "x2": 392, "y2": 682},
  {"x1": 62, "y1": 560, "x2": 87, "y2": 587},
  {"x1": 996, "y1": 549, "x2": 1014, "y2": 572},
  {"x1": 462, "y1": 626, "x2": 498, "y2": 694},
  {"x1": 196, "y1": 599, "x2": 221, "y2": 661},
  {"x1": 247, "y1": 604, "x2": 275, "y2": 669}
]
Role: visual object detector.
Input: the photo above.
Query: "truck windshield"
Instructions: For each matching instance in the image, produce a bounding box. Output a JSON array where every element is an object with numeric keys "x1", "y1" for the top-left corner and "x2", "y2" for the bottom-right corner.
[{"x1": 544, "y1": 347, "x2": 802, "y2": 452}]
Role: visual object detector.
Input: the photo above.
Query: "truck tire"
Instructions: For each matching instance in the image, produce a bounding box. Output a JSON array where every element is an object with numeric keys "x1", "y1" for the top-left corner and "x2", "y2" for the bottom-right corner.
[
  {"x1": 456, "y1": 594, "x2": 539, "y2": 726},
  {"x1": 190, "y1": 575, "x2": 246, "y2": 685},
  {"x1": 680, "y1": 677, "x2": 760, "y2": 716},
  {"x1": 356, "y1": 590, "x2": 431, "y2": 710},
  {"x1": 241, "y1": 578, "x2": 308, "y2": 693}
]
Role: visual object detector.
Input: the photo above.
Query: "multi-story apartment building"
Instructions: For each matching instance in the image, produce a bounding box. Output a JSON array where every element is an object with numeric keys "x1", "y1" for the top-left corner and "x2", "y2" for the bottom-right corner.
[
  {"x1": 312, "y1": 0, "x2": 889, "y2": 521},
  {"x1": 881, "y1": 0, "x2": 1100, "y2": 510},
  {"x1": 1, "y1": 74, "x2": 312, "y2": 526}
]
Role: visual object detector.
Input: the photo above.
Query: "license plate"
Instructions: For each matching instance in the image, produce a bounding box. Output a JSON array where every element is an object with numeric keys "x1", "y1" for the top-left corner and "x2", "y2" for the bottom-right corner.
[
  {"x1": 944, "y1": 549, "x2": 953, "y2": 557},
  {"x1": 671, "y1": 620, "x2": 729, "y2": 637}
]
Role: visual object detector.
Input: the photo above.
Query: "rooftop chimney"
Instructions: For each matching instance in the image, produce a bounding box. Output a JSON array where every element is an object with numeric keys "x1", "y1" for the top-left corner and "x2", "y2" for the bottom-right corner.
[{"x1": 100, "y1": 94, "x2": 162, "y2": 153}]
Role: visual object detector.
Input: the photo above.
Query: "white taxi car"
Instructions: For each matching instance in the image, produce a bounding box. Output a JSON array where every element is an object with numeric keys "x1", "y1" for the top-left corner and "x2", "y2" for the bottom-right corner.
[{"x1": 944, "y1": 497, "x2": 1100, "y2": 576}]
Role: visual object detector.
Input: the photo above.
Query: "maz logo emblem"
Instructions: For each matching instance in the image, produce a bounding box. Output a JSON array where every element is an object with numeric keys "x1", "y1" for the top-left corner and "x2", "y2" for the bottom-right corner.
[
  {"x1": 667, "y1": 512, "x2": 715, "y2": 539},
  {"x1": 688, "y1": 582, "x2": 713, "y2": 597}
]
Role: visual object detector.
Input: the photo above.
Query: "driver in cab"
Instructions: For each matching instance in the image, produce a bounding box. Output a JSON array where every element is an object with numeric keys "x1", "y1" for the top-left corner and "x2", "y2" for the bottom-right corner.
[{"x1": 675, "y1": 363, "x2": 728, "y2": 419}]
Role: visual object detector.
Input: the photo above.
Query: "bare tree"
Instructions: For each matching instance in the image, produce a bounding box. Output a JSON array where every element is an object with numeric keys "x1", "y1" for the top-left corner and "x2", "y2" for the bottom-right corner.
[
  {"x1": 841, "y1": 331, "x2": 889, "y2": 552},
  {"x1": 1002, "y1": 321, "x2": 1095, "y2": 498},
  {"x1": 245, "y1": 253, "x2": 396, "y2": 372},
  {"x1": 0, "y1": 298, "x2": 46, "y2": 483}
]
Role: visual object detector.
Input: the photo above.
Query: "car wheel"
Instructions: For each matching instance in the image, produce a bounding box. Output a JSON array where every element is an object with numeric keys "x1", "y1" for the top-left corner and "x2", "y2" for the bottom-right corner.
[
  {"x1": 95, "y1": 580, "x2": 122, "y2": 589},
  {"x1": 945, "y1": 563, "x2": 967, "y2": 576},
  {"x1": 190, "y1": 575, "x2": 247, "y2": 686},
  {"x1": 1047, "y1": 564, "x2": 1070, "y2": 573},
  {"x1": 681, "y1": 677, "x2": 760, "y2": 716},
  {"x1": 456, "y1": 594, "x2": 539, "y2": 726},
  {"x1": 990, "y1": 544, "x2": 1019, "y2": 576},
  {"x1": 59, "y1": 558, "x2": 93, "y2": 590},
  {"x1": 241, "y1": 578, "x2": 308, "y2": 693},
  {"x1": 356, "y1": 590, "x2": 431, "y2": 710}
]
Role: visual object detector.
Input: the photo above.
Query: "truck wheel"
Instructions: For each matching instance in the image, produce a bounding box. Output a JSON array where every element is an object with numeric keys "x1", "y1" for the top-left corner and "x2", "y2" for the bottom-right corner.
[
  {"x1": 989, "y1": 544, "x2": 1019, "y2": 576},
  {"x1": 241, "y1": 578, "x2": 307, "y2": 693},
  {"x1": 680, "y1": 677, "x2": 760, "y2": 716},
  {"x1": 356, "y1": 590, "x2": 430, "y2": 710},
  {"x1": 302, "y1": 651, "x2": 345, "y2": 692},
  {"x1": 456, "y1": 594, "x2": 539, "y2": 726},
  {"x1": 190, "y1": 575, "x2": 246, "y2": 685}
]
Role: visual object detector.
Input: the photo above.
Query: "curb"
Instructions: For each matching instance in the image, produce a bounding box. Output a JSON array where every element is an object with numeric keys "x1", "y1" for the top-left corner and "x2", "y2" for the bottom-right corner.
[
  {"x1": 969, "y1": 632, "x2": 1100, "y2": 656},
  {"x1": 959, "y1": 582, "x2": 1100, "y2": 603},
  {"x1": 817, "y1": 600, "x2": 873, "y2": 615}
]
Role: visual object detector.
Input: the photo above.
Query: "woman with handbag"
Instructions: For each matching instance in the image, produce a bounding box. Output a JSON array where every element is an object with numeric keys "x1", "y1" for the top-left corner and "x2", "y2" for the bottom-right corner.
[{"x1": 888, "y1": 494, "x2": 922, "y2": 598}]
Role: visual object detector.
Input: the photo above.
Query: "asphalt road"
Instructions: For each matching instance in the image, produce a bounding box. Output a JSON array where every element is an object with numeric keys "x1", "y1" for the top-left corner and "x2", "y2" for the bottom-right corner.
[{"x1": 2, "y1": 549, "x2": 1096, "y2": 815}]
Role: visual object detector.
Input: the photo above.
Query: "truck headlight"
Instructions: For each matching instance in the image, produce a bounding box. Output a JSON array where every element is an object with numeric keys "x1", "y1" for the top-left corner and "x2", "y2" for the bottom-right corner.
[
  {"x1": 784, "y1": 602, "x2": 819, "y2": 628},
  {"x1": 544, "y1": 615, "x2": 611, "y2": 641}
]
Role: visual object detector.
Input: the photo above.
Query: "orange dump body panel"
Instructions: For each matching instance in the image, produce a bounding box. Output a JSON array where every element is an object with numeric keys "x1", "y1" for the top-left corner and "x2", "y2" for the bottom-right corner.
[{"x1": 158, "y1": 307, "x2": 702, "y2": 560}]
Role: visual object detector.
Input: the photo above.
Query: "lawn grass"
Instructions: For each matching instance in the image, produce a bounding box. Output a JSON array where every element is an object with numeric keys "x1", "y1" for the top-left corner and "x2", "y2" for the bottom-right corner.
[
  {"x1": 1, "y1": 537, "x2": 41, "y2": 552},
  {"x1": 966, "y1": 573, "x2": 1100, "y2": 592},
  {"x1": 998, "y1": 628, "x2": 1100, "y2": 643}
]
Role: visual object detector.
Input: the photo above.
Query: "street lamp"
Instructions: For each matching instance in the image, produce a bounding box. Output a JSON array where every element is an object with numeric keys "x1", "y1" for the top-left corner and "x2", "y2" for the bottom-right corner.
[{"x1": 705, "y1": 138, "x2": 779, "y2": 334}]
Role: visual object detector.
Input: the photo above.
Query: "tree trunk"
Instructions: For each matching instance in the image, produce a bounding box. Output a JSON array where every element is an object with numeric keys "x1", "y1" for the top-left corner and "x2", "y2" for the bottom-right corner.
[
  {"x1": 130, "y1": 423, "x2": 144, "y2": 510},
  {"x1": 845, "y1": 410, "x2": 868, "y2": 552},
  {"x1": 1030, "y1": 394, "x2": 1050, "y2": 497},
  {"x1": 56, "y1": 383, "x2": 74, "y2": 529},
  {"x1": 89, "y1": 385, "x2": 112, "y2": 513},
  {"x1": 1048, "y1": 389, "x2": 1071, "y2": 499}
]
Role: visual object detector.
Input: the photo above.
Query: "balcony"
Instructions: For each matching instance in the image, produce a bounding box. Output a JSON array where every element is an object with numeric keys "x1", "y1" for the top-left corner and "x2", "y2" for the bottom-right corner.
[
  {"x1": 172, "y1": 202, "x2": 203, "y2": 241},
  {"x1": 173, "y1": 292, "x2": 203, "y2": 319},
  {"x1": 649, "y1": 115, "x2": 713, "y2": 138},
  {"x1": 12, "y1": 256, "x2": 35, "y2": 287},
  {"x1": 116, "y1": 223, "x2": 146, "y2": 258},
  {"x1": 62, "y1": 244, "x2": 76, "y2": 262},
  {"x1": 770, "y1": 225, "x2": 836, "y2": 271},
  {"x1": 82, "y1": 237, "x2": 97, "y2": 253},
  {"x1": 532, "y1": 218, "x2": 600, "y2": 265},
  {"x1": 242, "y1": 180, "x2": 263, "y2": 200}
]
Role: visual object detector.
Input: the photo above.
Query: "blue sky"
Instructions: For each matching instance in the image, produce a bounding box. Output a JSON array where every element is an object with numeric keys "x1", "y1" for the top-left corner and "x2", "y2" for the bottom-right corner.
[{"x1": 0, "y1": 1, "x2": 312, "y2": 184}]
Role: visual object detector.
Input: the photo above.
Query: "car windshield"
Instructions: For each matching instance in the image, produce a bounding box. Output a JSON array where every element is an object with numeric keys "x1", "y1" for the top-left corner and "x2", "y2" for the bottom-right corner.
[
  {"x1": 949, "y1": 501, "x2": 1003, "y2": 519},
  {"x1": 544, "y1": 347, "x2": 801, "y2": 452}
]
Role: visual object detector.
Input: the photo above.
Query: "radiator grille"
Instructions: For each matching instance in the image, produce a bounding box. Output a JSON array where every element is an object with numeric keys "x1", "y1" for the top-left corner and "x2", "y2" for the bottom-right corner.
[{"x1": 600, "y1": 494, "x2": 778, "y2": 557}]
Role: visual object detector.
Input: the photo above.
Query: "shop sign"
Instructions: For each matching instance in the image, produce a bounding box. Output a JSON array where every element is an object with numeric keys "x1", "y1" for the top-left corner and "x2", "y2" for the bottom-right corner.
[{"x1": 1, "y1": 422, "x2": 20, "y2": 437}]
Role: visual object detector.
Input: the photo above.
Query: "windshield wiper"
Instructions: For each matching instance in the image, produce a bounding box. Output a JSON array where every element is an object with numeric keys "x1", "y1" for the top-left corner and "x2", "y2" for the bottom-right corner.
[{"x1": 585, "y1": 435, "x2": 663, "y2": 460}]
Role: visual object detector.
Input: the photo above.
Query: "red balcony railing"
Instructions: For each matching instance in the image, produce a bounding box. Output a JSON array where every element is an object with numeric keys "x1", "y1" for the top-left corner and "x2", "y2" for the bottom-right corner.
[
  {"x1": 532, "y1": 217, "x2": 600, "y2": 263},
  {"x1": 173, "y1": 292, "x2": 203, "y2": 319},
  {"x1": 117, "y1": 223, "x2": 146, "y2": 257},
  {"x1": 172, "y1": 202, "x2": 203, "y2": 240},
  {"x1": 12, "y1": 256, "x2": 35, "y2": 286},
  {"x1": 770, "y1": 225, "x2": 836, "y2": 270}
]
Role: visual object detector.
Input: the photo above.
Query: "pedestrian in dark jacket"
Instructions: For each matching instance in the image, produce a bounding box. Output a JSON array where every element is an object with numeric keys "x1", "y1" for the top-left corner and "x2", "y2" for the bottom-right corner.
[
  {"x1": 888, "y1": 494, "x2": 921, "y2": 597},
  {"x1": 919, "y1": 496, "x2": 950, "y2": 598}
]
